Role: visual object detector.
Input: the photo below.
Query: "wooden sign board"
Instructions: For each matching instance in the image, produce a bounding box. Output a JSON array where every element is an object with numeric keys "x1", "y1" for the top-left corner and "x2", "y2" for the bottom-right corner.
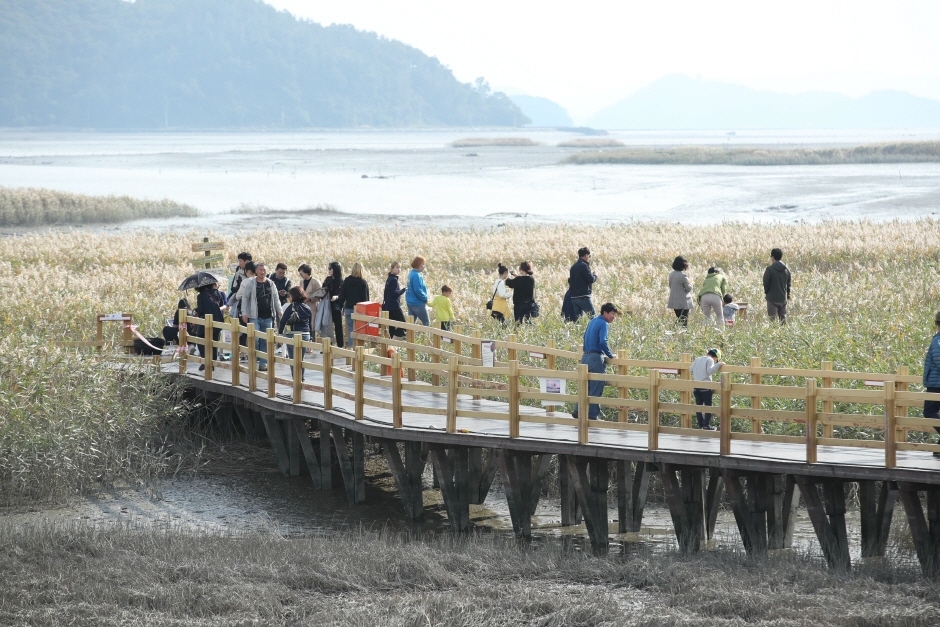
[
  {"x1": 191, "y1": 253, "x2": 225, "y2": 267},
  {"x1": 191, "y1": 241, "x2": 225, "y2": 252}
]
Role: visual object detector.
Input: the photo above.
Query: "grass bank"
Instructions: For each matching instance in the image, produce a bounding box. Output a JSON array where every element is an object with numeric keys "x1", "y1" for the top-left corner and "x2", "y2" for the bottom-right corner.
[
  {"x1": 1, "y1": 522, "x2": 937, "y2": 627},
  {"x1": 558, "y1": 137, "x2": 625, "y2": 148},
  {"x1": 0, "y1": 187, "x2": 199, "y2": 226},
  {"x1": 564, "y1": 140, "x2": 940, "y2": 165},
  {"x1": 451, "y1": 137, "x2": 538, "y2": 147},
  {"x1": 0, "y1": 338, "x2": 198, "y2": 506}
]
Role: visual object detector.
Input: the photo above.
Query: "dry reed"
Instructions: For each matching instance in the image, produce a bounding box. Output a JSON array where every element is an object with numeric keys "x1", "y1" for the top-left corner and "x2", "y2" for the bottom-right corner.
[
  {"x1": 451, "y1": 137, "x2": 539, "y2": 147},
  {"x1": 558, "y1": 138, "x2": 625, "y2": 148},
  {"x1": 0, "y1": 187, "x2": 199, "y2": 226}
]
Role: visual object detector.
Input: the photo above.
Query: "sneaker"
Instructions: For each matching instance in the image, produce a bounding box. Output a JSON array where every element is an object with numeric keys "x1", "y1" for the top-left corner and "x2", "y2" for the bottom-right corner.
[
  {"x1": 702, "y1": 425, "x2": 716, "y2": 431},
  {"x1": 259, "y1": 364, "x2": 268, "y2": 372},
  {"x1": 571, "y1": 410, "x2": 578, "y2": 419},
  {"x1": 198, "y1": 365, "x2": 205, "y2": 371}
]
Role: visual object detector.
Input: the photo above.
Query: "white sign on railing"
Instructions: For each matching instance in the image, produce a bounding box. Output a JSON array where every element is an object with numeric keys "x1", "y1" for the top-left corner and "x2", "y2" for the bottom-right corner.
[
  {"x1": 539, "y1": 377, "x2": 567, "y2": 406},
  {"x1": 481, "y1": 340, "x2": 496, "y2": 368}
]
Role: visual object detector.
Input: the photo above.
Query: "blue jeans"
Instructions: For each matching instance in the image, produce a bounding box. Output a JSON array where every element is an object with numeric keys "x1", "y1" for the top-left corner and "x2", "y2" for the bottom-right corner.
[
  {"x1": 571, "y1": 297, "x2": 595, "y2": 321},
  {"x1": 286, "y1": 331, "x2": 310, "y2": 381},
  {"x1": 579, "y1": 352, "x2": 607, "y2": 419},
  {"x1": 248, "y1": 317, "x2": 274, "y2": 367},
  {"x1": 407, "y1": 303, "x2": 430, "y2": 326}
]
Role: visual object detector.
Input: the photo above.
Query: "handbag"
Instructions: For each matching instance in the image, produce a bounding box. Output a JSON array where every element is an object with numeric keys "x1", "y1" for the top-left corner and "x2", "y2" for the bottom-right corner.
[
  {"x1": 528, "y1": 301, "x2": 540, "y2": 318},
  {"x1": 284, "y1": 305, "x2": 300, "y2": 331},
  {"x1": 485, "y1": 282, "x2": 500, "y2": 310}
]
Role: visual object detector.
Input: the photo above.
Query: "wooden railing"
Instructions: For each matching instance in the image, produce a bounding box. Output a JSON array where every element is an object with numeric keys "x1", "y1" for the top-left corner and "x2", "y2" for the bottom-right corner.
[{"x1": 176, "y1": 310, "x2": 940, "y2": 470}]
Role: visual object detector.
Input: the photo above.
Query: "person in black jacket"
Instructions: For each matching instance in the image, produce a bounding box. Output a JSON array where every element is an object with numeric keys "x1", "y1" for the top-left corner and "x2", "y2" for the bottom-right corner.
[
  {"x1": 163, "y1": 298, "x2": 190, "y2": 345},
  {"x1": 323, "y1": 261, "x2": 345, "y2": 347},
  {"x1": 195, "y1": 283, "x2": 226, "y2": 371},
  {"x1": 279, "y1": 286, "x2": 313, "y2": 382},
  {"x1": 383, "y1": 261, "x2": 407, "y2": 338},
  {"x1": 339, "y1": 261, "x2": 370, "y2": 348},
  {"x1": 505, "y1": 261, "x2": 537, "y2": 323},
  {"x1": 568, "y1": 246, "x2": 597, "y2": 321},
  {"x1": 763, "y1": 248, "x2": 792, "y2": 324}
]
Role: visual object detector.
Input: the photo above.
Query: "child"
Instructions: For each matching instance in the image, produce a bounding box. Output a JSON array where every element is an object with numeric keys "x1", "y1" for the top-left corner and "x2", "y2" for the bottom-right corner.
[
  {"x1": 723, "y1": 294, "x2": 740, "y2": 326},
  {"x1": 430, "y1": 285, "x2": 455, "y2": 331},
  {"x1": 690, "y1": 348, "x2": 724, "y2": 429}
]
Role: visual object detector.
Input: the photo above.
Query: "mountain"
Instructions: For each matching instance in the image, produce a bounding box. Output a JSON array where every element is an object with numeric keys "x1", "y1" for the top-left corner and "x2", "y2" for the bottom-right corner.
[
  {"x1": 509, "y1": 95, "x2": 573, "y2": 127},
  {"x1": 588, "y1": 75, "x2": 940, "y2": 130},
  {"x1": 0, "y1": 0, "x2": 527, "y2": 128}
]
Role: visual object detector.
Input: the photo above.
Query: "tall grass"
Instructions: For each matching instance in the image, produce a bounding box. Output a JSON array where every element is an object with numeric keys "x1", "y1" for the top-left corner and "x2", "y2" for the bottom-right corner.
[
  {"x1": 565, "y1": 140, "x2": 940, "y2": 165},
  {"x1": 1, "y1": 522, "x2": 936, "y2": 626},
  {"x1": 558, "y1": 138, "x2": 625, "y2": 148},
  {"x1": 0, "y1": 187, "x2": 199, "y2": 226},
  {"x1": 0, "y1": 338, "x2": 197, "y2": 506},
  {"x1": 451, "y1": 137, "x2": 538, "y2": 147}
]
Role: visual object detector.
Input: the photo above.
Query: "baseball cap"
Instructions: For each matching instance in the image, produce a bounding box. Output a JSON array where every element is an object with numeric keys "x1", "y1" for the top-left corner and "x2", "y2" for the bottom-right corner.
[{"x1": 707, "y1": 348, "x2": 722, "y2": 361}]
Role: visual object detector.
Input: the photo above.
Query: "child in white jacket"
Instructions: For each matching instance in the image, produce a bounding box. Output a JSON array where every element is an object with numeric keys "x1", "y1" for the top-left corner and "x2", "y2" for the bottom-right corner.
[{"x1": 690, "y1": 348, "x2": 724, "y2": 429}]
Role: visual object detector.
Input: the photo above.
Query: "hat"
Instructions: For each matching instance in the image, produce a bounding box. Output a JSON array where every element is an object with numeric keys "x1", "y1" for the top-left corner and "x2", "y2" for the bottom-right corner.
[{"x1": 707, "y1": 348, "x2": 722, "y2": 361}]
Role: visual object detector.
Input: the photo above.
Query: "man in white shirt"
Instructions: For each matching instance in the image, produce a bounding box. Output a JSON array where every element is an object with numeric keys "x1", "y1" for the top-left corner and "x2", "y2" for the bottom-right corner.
[{"x1": 690, "y1": 348, "x2": 724, "y2": 430}]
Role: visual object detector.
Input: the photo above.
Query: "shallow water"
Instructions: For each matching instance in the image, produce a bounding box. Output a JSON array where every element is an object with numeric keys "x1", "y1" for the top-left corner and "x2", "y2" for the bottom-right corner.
[{"x1": 2, "y1": 128, "x2": 940, "y2": 230}]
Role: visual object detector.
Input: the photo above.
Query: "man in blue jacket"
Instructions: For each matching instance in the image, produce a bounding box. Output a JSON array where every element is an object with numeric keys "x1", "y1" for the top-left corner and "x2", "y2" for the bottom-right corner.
[
  {"x1": 573, "y1": 302, "x2": 620, "y2": 420},
  {"x1": 568, "y1": 247, "x2": 597, "y2": 321},
  {"x1": 922, "y1": 311, "x2": 940, "y2": 455}
]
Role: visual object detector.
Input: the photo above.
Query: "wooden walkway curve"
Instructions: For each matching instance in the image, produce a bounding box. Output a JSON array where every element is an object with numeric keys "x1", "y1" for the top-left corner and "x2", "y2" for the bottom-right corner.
[{"x1": 155, "y1": 311, "x2": 940, "y2": 575}]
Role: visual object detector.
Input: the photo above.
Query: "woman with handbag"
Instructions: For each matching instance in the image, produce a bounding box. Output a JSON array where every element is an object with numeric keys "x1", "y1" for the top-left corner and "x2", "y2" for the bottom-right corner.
[
  {"x1": 278, "y1": 286, "x2": 313, "y2": 382},
  {"x1": 488, "y1": 264, "x2": 512, "y2": 323},
  {"x1": 505, "y1": 261, "x2": 537, "y2": 324}
]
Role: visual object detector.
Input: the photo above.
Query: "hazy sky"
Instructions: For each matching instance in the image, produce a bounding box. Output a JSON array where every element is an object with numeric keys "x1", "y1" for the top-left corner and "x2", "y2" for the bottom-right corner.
[{"x1": 266, "y1": 0, "x2": 940, "y2": 123}]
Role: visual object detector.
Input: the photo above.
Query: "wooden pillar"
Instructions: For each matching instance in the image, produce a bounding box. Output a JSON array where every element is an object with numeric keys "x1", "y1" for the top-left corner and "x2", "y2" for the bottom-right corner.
[
  {"x1": 383, "y1": 440, "x2": 426, "y2": 521},
  {"x1": 821, "y1": 360, "x2": 833, "y2": 438},
  {"x1": 354, "y1": 345, "x2": 365, "y2": 420},
  {"x1": 319, "y1": 420, "x2": 332, "y2": 490},
  {"x1": 321, "y1": 338, "x2": 333, "y2": 411},
  {"x1": 230, "y1": 317, "x2": 241, "y2": 387},
  {"x1": 446, "y1": 356, "x2": 459, "y2": 433},
  {"x1": 259, "y1": 409, "x2": 290, "y2": 476},
  {"x1": 266, "y1": 327, "x2": 276, "y2": 398},
  {"x1": 330, "y1": 425, "x2": 365, "y2": 505},
  {"x1": 392, "y1": 351, "x2": 403, "y2": 428},
  {"x1": 246, "y1": 323, "x2": 256, "y2": 391},
  {"x1": 679, "y1": 353, "x2": 692, "y2": 428},
  {"x1": 292, "y1": 419, "x2": 323, "y2": 488},
  {"x1": 509, "y1": 360, "x2": 520, "y2": 438},
  {"x1": 431, "y1": 333, "x2": 441, "y2": 387},
  {"x1": 750, "y1": 356, "x2": 762, "y2": 434},
  {"x1": 565, "y1": 455, "x2": 610, "y2": 553},
  {"x1": 805, "y1": 379, "x2": 818, "y2": 464},
  {"x1": 617, "y1": 460, "x2": 651, "y2": 533},
  {"x1": 859, "y1": 480, "x2": 898, "y2": 558},
  {"x1": 507, "y1": 333, "x2": 517, "y2": 363},
  {"x1": 178, "y1": 309, "x2": 189, "y2": 374},
  {"x1": 895, "y1": 366, "x2": 910, "y2": 442},
  {"x1": 498, "y1": 451, "x2": 552, "y2": 539},
  {"x1": 884, "y1": 381, "x2": 897, "y2": 468},
  {"x1": 577, "y1": 364, "x2": 589, "y2": 444},
  {"x1": 720, "y1": 373, "x2": 732, "y2": 455},
  {"x1": 661, "y1": 464, "x2": 705, "y2": 554},
  {"x1": 467, "y1": 448, "x2": 498, "y2": 505},
  {"x1": 471, "y1": 330, "x2": 482, "y2": 401},
  {"x1": 204, "y1": 314, "x2": 214, "y2": 381},
  {"x1": 794, "y1": 476, "x2": 850, "y2": 570},
  {"x1": 705, "y1": 467, "x2": 725, "y2": 541},
  {"x1": 898, "y1": 483, "x2": 940, "y2": 578},
  {"x1": 648, "y1": 370, "x2": 660, "y2": 451},
  {"x1": 429, "y1": 445, "x2": 471, "y2": 532},
  {"x1": 406, "y1": 320, "x2": 416, "y2": 382},
  {"x1": 546, "y1": 339, "x2": 558, "y2": 413},
  {"x1": 283, "y1": 413, "x2": 301, "y2": 476},
  {"x1": 292, "y1": 332, "x2": 303, "y2": 403},
  {"x1": 559, "y1": 455, "x2": 582, "y2": 526}
]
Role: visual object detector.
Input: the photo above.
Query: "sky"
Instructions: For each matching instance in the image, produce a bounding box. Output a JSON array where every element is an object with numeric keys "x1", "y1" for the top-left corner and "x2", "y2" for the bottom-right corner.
[{"x1": 265, "y1": 0, "x2": 940, "y2": 124}]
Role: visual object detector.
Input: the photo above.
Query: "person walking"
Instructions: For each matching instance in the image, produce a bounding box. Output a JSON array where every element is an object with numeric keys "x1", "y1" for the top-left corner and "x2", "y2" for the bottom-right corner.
[
  {"x1": 668, "y1": 256, "x2": 693, "y2": 326},
  {"x1": 691, "y1": 348, "x2": 724, "y2": 429},
  {"x1": 239, "y1": 262, "x2": 281, "y2": 372},
  {"x1": 339, "y1": 262, "x2": 370, "y2": 348},
  {"x1": 228, "y1": 252, "x2": 252, "y2": 303},
  {"x1": 405, "y1": 256, "x2": 430, "y2": 326},
  {"x1": 278, "y1": 286, "x2": 313, "y2": 382},
  {"x1": 922, "y1": 311, "x2": 940, "y2": 455},
  {"x1": 489, "y1": 264, "x2": 512, "y2": 323},
  {"x1": 323, "y1": 262, "x2": 345, "y2": 347},
  {"x1": 763, "y1": 248, "x2": 792, "y2": 323},
  {"x1": 568, "y1": 247, "x2": 597, "y2": 321},
  {"x1": 505, "y1": 261, "x2": 537, "y2": 323},
  {"x1": 572, "y1": 302, "x2": 621, "y2": 420},
  {"x1": 271, "y1": 262, "x2": 292, "y2": 308},
  {"x1": 195, "y1": 282, "x2": 226, "y2": 370},
  {"x1": 297, "y1": 264, "x2": 322, "y2": 339},
  {"x1": 697, "y1": 267, "x2": 730, "y2": 327},
  {"x1": 382, "y1": 261, "x2": 407, "y2": 338}
]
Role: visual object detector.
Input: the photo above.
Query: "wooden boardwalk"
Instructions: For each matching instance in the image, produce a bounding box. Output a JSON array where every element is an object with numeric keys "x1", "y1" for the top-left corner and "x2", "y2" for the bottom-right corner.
[{"x1": 156, "y1": 312, "x2": 940, "y2": 575}]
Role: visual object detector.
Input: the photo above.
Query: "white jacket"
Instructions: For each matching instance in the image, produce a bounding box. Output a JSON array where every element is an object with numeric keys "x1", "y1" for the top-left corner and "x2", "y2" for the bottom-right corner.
[{"x1": 690, "y1": 355, "x2": 722, "y2": 382}]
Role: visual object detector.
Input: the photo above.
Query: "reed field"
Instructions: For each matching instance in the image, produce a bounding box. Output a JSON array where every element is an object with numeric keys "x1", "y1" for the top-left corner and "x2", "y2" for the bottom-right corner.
[
  {"x1": 1, "y1": 521, "x2": 937, "y2": 626},
  {"x1": 450, "y1": 137, "x2": 538, "y2": 147},
  {"x1": 0, "y1": 187, "x2": 199, "y2": 226},
  {"x1": 564, "y1": 140, "x2": 940, "y2": 165},
  {"x1": 558, "y1": 137, "x2": 626, "y2": 148}
]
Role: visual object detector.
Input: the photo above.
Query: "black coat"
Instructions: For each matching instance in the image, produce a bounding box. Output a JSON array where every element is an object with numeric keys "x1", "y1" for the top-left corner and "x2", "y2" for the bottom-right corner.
[
  {"x1": 568, "y1": 259, "x2": 596, "y2": 298},
  {"x1": 505, "y1": 275, "x2": 535, "y2": 305},
  {"x1": 323, "y1": 275, "x2": 343, "y2": 310},
  {"x1": 338, "y1": 276, "x2": 370, "y2": 309},
  {"x1": 382, "y1": 274, "x2": 406, "y2": 312},
  {"x1": 278, "y1": 302, "x2": 313, "y2": 334}
]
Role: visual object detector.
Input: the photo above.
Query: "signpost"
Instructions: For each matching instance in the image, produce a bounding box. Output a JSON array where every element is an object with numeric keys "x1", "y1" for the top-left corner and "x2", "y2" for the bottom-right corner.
[{"x1": 191, "y1": 237, "x2": 225, "y2": 274}]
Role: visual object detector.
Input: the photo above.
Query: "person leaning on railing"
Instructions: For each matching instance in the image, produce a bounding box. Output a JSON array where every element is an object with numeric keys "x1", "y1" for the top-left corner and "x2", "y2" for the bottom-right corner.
[
  {"x1": 572, "y1": 302, "x2": 621, "y2": 420},
  {"x1": 279, "y1": 286, "x2": 313, "y2": 382},
  {"x1": 922, "y1": 311, "x2": 940, "y2": 457}
]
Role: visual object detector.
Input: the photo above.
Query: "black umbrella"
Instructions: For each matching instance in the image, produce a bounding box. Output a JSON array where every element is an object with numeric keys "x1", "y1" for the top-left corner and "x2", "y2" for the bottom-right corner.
[{"x1": 178, "y1": 270, "x2": 225, "y2": 291}]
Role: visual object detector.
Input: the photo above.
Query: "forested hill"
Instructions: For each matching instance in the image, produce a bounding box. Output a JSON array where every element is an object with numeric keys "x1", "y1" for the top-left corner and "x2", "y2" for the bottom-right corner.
[{"x1": 0, "y1": 0, "x2": 527, "y2": 128}]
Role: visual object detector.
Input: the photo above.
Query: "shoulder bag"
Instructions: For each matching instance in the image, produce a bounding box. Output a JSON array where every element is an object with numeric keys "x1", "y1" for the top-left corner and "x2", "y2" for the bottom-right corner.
[{"x1": 485, "y1": 282, "x2": 500, "y2": 310}]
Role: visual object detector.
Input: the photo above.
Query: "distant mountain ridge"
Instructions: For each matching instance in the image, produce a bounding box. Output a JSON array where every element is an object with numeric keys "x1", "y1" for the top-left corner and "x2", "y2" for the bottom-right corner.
[
  {"x1": 509, "y1": 95, "x2": 573, "y2": 127},
  {"x1": 0, "y1": 0, "x2": 526, "y2": 128},
  {"x1": 588, "y1": 75, "x2": 940, "y2": 130}
]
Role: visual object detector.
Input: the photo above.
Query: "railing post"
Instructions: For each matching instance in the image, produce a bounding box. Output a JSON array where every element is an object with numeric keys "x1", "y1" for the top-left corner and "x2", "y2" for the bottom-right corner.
[
  {"x1": 247, "y1": 323, "x2": 257, "y2": 392},
  {"x1": 431, "y1": 332, "x2": 441, "y2": 387},
  {"x1": 805, "y1": 378, "x2": 818, "y2": 464},
  {"x1": 447, "y1": 356, "x2": 459, "y2": 434},
  {"x1": 545, "y1": 338, "x2": 558, "y2": 414},
  {"x1": 355, "y1": 345, "x2": 365, "y2": 420},
  {"x1": 204, "y1": 314, "x2": 214, "y2": 381},
  {"x1": 509, "y1": 359, "x2": 520, "y2": 438},
  {"x1": 648, "y1": 369, "x2": 660, "y2": 451},
  {"x1": 392, "y1": 351, "x2": 402, "y2": 428},
  {"x1": 406, "y1": 318, "x2": 416, "y2": 382},
  {"x1": 507, "y1": 333, "x2": 517, "y2": 363},
  {"x1": 720, "y1": 372, "x2": 732, "y2": 455},
  {"x1": 178, "y1": 309, "x2": 189, "y2": 374},
  {"x1": 322, "y1": 337, "x2": 333, "y2": 410},
  {"x1": 230, "y1": 317, "x2": 241, "y2": 387},
  {"x1": 679, "y1": 353, "x2": 692, "y2": 429},
  {"x1": 471, "y1": 330, "x2": 482, "y2": 400},
  {"x1": 577, "y1": 364, "x2": 589, "y2": 444},
  {"x1": 292, "y1": 332, "x2": 303, "y2": 403},
  {"x1": 895, "y1": 366, "x2": 909, "y2": 442},
  {"x1": 750, "y1": 356, "x2": 762, "y2": 434},
  {"x1": 884, "y1": 381, "x2": 897, "y2": 469},
  {"x1": 618, "y1": 348, "x2": 629, "y2": 423},
  {"x1": 453, "y1": 324, "x2": 462, "y2": 360},
  {"x1": 266, "y1": 327, "x2": 276, "y2": 398},
  {"x1": 380, "y1": 310, "x2": 390, "y2": 337},
  {"x1": 821, "y1": 360, "x2": 833, "y2": 438}
]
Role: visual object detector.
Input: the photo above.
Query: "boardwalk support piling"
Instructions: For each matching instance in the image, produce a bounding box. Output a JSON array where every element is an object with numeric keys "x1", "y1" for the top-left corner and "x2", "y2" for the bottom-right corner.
[
  {"x1": 319, "y1": 421, "x2": 332, "y2": 490},
  {"x1": 565, "y1": 455, "x2": 610, "y2": 553},
  {"x1": 617, "y1": 461, "x2": 652, "y2": 533},
  {"x1": 429, "y1": 445, "x2": 471, "y2": 532},
  {"x1": 468, "y1": 448, "x2": 498, "y2": 505},
  {"x1": 794, "y1": 476, "x2": 850, "y2": 570},
  {"x1": 497, "y1": 451, "x2": 551, "y2": 539},
  {"x1": 382, "y1": 440, "x2": 426, "y2": 521},
  {"x1": 661, "y1": 464, "x2": 705, "y2": 553},
  {"x1": 705, "y1": 467, "x2": 725, "y2": 541},
  {"x1": 898, "y1": 483, "x2": 940, "y2": 578},
  {"x1": 559, "y1": 455, "x2": 582, "y2": 526},
  {"x1": 859, "y1": 480, "x2": 898, "y2": 558},
  {"x1": 292, "y1": 418, "x2": 323, "y2": 489},
  {"x1": 259, "y1": 408, "x2": 290, "y2": 476},
  {"x1": 330, "y1": 425, "x2": 365, "y2": 505}
]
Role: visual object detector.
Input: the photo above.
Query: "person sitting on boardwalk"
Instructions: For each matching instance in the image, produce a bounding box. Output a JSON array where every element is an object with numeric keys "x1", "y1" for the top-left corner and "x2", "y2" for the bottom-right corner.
[
  {"x1": 697, "y1": 267, "x2": 729, "y2": 327},
  {"x1": 405, "y1": 256, "x2": 430, "y2": 326},
  {"x1": 430, "y1": 285, "x2": 455, "y2": 331},
  {"x1": 922, "y1": 311, "x2": 940, "y2": 456},
  {"x1": 568, "y1": 247, "x2": 597, "y2": 321},
  {"x1": 572, "y1": 302, "x2": 620, "y2": 420},
  {"x1": 691, "y1": 348, "x2": 724, "y2": 429},
  {"x1": 763, "y1": 248, "x2": 792, "y2": 323}
]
